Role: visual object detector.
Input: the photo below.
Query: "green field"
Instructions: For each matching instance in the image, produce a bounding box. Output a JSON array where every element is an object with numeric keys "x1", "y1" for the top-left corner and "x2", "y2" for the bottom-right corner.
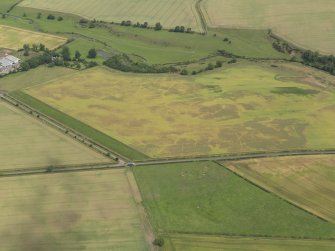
[
  {"x1": 0, "y1": 169, "x2": 148, "y2": 250},
  {"x1": 23, "y1": 64, "x2": 335, "y2": 158},
  {"x1": 226, "y1": 155, "x2": 335, "y2": 223},
  {"x1": 0, "y1": 66, "x2": 76, "y2": 92},
  {"x1": 0, "y1": 0, "x2": 18, "y2": 12},
  {"x1": 202, "y1": 0, "x2": 335, "y2": 54},
  {"x1": 0, "y1": 25, "x2": 67, "y2": 50},
  {"x1": 0, "y1": 101, "x2": 108, "y2": 170},
  {"x1": 164, "y1": 234, "x2": 335, "y2": 251},
  {"x1": 20, "y1": 0, "x2": 203, "y2": 32},
  {"x1": 133, "y1": 161, "x2": 335, "y2": 238}
]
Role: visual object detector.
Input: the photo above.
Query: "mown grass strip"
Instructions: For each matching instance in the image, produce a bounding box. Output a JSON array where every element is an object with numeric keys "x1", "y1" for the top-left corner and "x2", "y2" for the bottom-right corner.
[{"x1": 10, "y1": 91, "x2": 149, "y2": 161}]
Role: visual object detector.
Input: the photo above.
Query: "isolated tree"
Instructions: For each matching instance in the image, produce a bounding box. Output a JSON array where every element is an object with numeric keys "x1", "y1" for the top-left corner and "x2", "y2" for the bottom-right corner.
[
  {"x1": 180, "y1": 26, "x2": 185, "y2": 33},
  {"x1": 61, "y1": 46, "x2": 71, "y2": 61},
  {"x1": 37, "y1": 13, "x2": 42, "y2": 19},
  {"x1": 186, "y1": 27, "x2": 192, "y2": 33},
  {"x1": 32, "y1": 44, "x2": 39, "y2": 52},
  {"x1": 154, "y1": 22, "x2": 162, "y2": 31},
  {"x1": 75, "y1": 50, "x2": 81, "y2": 60},
  {"x1": 23, "y1": 44, "x2": 30, "y2": 56},
  {"x1": 57, "y1": 16, "x2": 63, "y2": 21},
  {"x1": 39, "y1": 43, "x2": 45, "y2": 51},
  {"x1": 87, "y1": 48, "x2": 97, "y2": 58}
]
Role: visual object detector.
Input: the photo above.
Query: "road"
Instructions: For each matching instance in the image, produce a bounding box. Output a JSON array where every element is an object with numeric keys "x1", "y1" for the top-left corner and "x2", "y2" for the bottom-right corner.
[{"x1": 2, "y1": 149, "x2": 335, "y2": 178}]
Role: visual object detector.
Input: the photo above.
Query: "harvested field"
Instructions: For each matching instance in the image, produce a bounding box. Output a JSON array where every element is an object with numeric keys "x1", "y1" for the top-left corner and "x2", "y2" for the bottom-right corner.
[
  {"x1": 225, "y1": 155, "x2": 335, "y2": 223},
  {"x1": 202, "y1": 0, "x2": 335, "y2": 54},
  {"x1": 164, "y1": 234, "x2": 335, "y2": 251},
  {"x1": 20, "y1": 0, "x2": 204, "y2": 32},
  {"x1": 0, "y1": 169, "x2": 148, "y2": 251},
  {"x1": 133, "y1": 162, "x2": 335, "y2": 238},
  {"x1": 0, "y1": 101, "x2": 109, "y2": 170},
  {"x1": 0, "y1": 25, "x2": 66, "y2": 50},
  {"x1": 25, "y1": 64, "x2": 335, "y2": 158}
]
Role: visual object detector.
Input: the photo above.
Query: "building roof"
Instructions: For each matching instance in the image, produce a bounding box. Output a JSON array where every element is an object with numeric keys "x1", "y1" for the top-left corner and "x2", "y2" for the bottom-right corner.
[
  {"x1": 0, "y1": 58, "x2": 14, "y2": 67},
  {"x1": 5, "y1": 55, "x2": 21, "y2": 64}
]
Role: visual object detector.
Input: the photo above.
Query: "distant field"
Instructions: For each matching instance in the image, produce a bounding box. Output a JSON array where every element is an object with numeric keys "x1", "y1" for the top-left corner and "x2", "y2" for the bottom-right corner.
[
  {"x1": 5, "y1": 6, "x2": 287, "y2": 64},
  {"x1": 0, "y1": 101, "x2": 108, "y2": 170},
  {"x1": 164, "y1": 234, "x2": 335, "y2": 251},
  {"x1": 134, "y1": 162, "x2": 335, "y2": 238},
  {"x1": 202, "y1": 0, "x2": 335, "y2": 54},
  {"x1": 0, "y1": 169, "x2": 148, "y2": 250},
  {"x1": 25, "y1": 64, "x2": 335, "y2": 158},
  {"x1": 0, "y1": 25, "x2": 67, "y2": 50},
  {"x1": 20, "y1": 0, "x2": 203, "y2": 32},
  {"x1": 226, "y1": 155, "x2": 335, "y2": 223}
]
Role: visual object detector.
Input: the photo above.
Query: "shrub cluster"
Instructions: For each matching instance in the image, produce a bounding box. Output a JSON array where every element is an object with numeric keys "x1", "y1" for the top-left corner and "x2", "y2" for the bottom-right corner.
[{"x1": 103, "y1": 54, "x2": 178, "y2": 73}]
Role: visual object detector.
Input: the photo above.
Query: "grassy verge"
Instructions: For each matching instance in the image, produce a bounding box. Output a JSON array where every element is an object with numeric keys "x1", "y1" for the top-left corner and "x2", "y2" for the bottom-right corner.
[
  {"x1": 163, "y1": 234, "x2": 335, "y2": 251},
  {"x1": 10, "y1": 90, "x2": 149, "y2": 161}
]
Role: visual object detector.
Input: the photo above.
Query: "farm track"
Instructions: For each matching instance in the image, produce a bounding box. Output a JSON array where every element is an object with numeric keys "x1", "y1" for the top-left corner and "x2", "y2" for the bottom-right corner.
[{"x1": 195, "y1": 0, "x2": 208, "y2": 34}]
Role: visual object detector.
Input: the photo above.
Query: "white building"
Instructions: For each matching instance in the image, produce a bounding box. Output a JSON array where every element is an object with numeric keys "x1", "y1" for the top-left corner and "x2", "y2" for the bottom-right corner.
[{"x1": 0, "y1": 55, "x2": 21, "y2": 73}]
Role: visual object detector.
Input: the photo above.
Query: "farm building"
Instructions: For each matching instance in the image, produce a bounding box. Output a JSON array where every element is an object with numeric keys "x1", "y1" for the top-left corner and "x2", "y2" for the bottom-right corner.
[{"x1": 0, "y1": 55, "x2": 21, "y2": 73}]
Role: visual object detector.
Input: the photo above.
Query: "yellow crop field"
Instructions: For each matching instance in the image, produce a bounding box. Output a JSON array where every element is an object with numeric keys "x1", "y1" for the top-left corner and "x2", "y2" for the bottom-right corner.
[
  {"x1": 20, "y1": 0, "x2": 203, "y2": 32},
  {"x1": 202, "y1": 0, "x2": 335, "y2": 54},
  {"x1": 0, "y1": 101, "x2": 108, "y2": 170},
  {"x1": 0, "y1": 25, "x2": 67, "y2": 50},
  {"x1": 26, "y1": 64, "x2": 335, "y2": 158},
  {"x1": 226, "y1": 155, "x2": 335, "y2": 223},
  {"x1": 0, "y1": 169, "x2": 148, "y2": 250}
]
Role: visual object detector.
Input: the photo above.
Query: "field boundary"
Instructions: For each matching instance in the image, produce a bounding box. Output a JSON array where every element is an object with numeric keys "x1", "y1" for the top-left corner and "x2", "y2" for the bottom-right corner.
[
  {"x1": 215, "y1": 161, "x2": 331, "y2": 224},
  {"x1": 5, "y1": 91, "x2": 149, "y2": 161}
]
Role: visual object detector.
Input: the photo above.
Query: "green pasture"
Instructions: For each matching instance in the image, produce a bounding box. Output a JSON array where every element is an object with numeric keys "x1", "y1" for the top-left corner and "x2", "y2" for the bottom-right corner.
[
  {"x1": 134, "y1": 161, "x2": 335, "y2": 238},
  {"x1": 164, "y1": 234, "x2": 335, "y2": 251}
]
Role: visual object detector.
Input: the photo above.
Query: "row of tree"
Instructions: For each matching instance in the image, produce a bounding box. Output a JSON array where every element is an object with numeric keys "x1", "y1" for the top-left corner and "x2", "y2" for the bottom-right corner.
[
  {"x1": 169, "y1": 26, "x2": 192, "y2": 33},
  {"x1": 301, "y1": 50, "x2": 335, "y2": 75},
  {"x1": 120, "y1": 20, "x2": 163, "y2": 31}
]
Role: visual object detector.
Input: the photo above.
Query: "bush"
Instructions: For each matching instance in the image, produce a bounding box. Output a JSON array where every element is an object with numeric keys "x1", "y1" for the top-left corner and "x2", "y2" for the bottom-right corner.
[
  {"x1": 87, "y1": 48, "x2": 97, "y2": 59},
  {"x1": 47, "y1": 14, "x2": 55, "y2": 20},
  {"x1": 57, "y1": 16, "x2": 63, "y2": 21},
  {"x1": 180, "y1": 69, "x2": 188, "y2": 75},
  {"x1": 153, "y1": 238, "x2": 164, "y2": 247}
]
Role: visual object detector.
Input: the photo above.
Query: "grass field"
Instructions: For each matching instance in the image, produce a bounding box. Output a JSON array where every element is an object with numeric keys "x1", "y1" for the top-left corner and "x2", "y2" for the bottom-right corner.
[
  {"x1": 0, "y1": 169, "x2": 148, "y2": 250},
  {"x1": 0, "y1": 101, "x2": 108, "y2": 170},
  {"x1": 24, "y1": 64, "x2": 335, "y2": 158},
  {"x1": 226, "y1": 155, "x2": 335, "y2": 223},
  {"x1": 0, "y1": 0, "x2": 18, "y2": 12},
  {"x1": 202, "y1": 0, "x2": 335, "y2": 54},
  {"x1": 0, "y1": 66, "x2": 76, "y2": 92},
  {"x1": 20, "y1": 0, "x2": 203, "y2": 32},
  {"x1": 133, "y1": 161, "x2": 335, "y2": 238},
  {"x1": 0, "y1": 25, "x2": 67, "y2": 50},
  {"x1": 164, "y1": 234, "x2": 335, "y2": 251}
]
